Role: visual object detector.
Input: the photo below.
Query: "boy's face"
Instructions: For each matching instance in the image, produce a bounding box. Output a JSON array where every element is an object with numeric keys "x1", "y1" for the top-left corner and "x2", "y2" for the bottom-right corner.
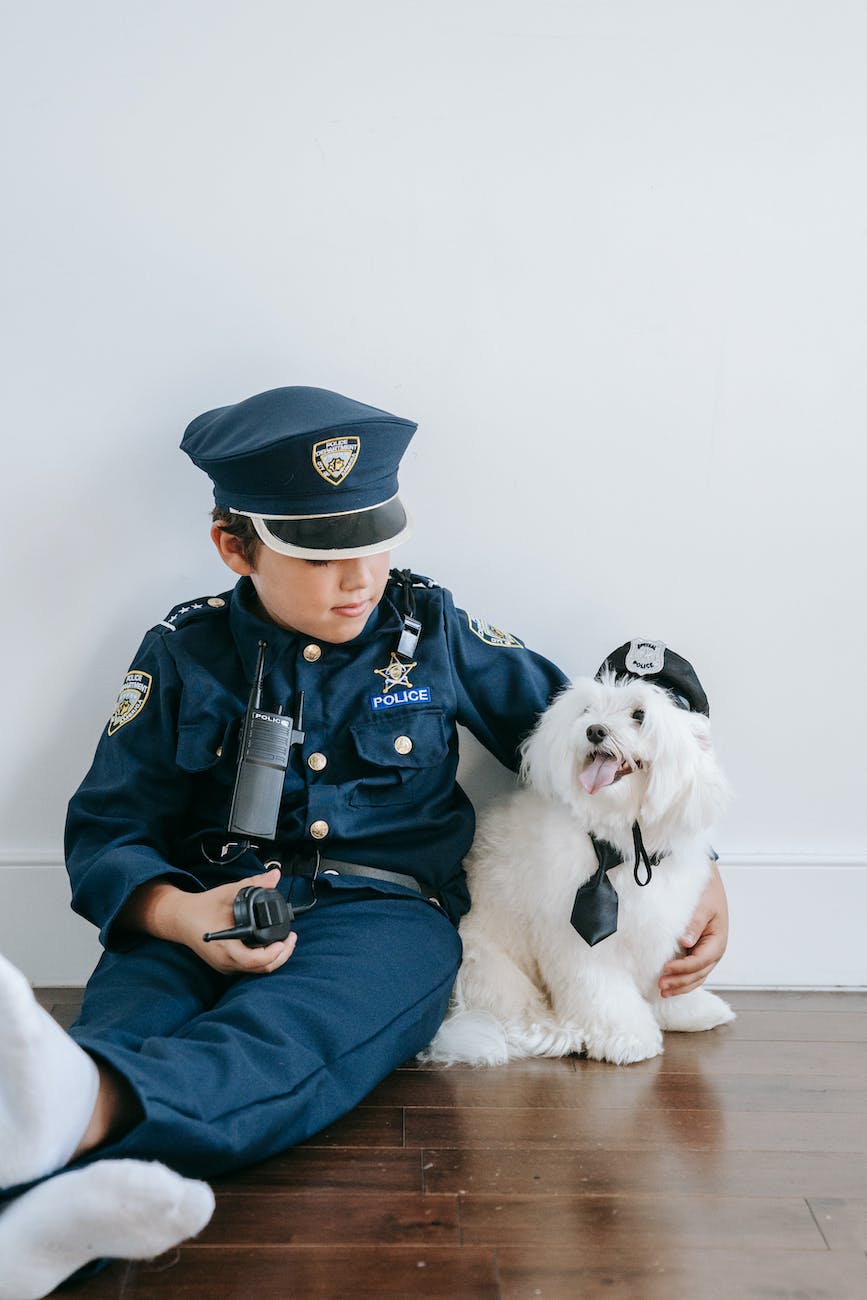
[{"x1": 212, "y1": 525, "x2": 391, "y2": 643}]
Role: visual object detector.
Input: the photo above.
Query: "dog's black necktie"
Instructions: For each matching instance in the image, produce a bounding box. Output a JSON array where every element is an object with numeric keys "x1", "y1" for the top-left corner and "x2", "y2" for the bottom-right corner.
[{"x1": 570, "y1": 824, "x2": 662, "y2": 946}]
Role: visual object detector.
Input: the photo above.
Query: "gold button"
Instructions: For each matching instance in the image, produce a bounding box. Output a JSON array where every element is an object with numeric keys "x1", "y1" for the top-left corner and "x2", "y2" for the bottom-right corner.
[
  {"x1": 394, "y1": 735, "x2": 413, "y2": 755},
  {"x1": 303, "y1": 644, "x2": 322, "y2": 662},
  {"x1": 309, "y1": 819, "x2": 329, "y2": 839},
  {"x1": 307, "y1": 752, "x2": 327, "y2": 772},
  {"x1": 207, "y1": 597, "x2": 225, "y2": 608},
  {"x1": 215, "y1": 745, "x2": 223, "y2": 757}
]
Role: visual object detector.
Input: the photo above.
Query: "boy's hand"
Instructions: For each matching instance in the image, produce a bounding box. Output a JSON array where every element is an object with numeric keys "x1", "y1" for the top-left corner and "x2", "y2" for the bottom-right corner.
[
  {"x1": 658, "y1": 860, "x2": 728, "y2": 997},
  {"x1": 122, "y1": 868, "x2": 297, "y2": 975}
]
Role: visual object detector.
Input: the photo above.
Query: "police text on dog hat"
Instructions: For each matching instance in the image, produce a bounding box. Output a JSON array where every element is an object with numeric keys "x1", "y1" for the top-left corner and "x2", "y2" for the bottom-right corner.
[{"x1": 596, "y1": 639, "x2": 710, "y2": 716}]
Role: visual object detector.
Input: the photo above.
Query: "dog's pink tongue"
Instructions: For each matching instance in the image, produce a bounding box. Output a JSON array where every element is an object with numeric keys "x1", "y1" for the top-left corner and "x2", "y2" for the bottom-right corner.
[{"x1": 581, "y1": 755, "x2": 620, "y2": 794}]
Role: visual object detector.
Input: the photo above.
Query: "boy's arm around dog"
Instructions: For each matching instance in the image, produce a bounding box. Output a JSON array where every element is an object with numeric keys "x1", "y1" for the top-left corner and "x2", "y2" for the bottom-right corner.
[{"x1": 659, "y1": 859, "x2": 728, "y2": 995}]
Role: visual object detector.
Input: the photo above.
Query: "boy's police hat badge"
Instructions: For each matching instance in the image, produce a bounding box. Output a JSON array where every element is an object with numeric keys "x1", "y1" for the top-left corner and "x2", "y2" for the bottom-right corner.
[
  {"x1": 596, "y1": 638, "x2": 710, "y2": 716},
  {"x1": 181, "y1": 386, "x2": 416, "y2": 559}
]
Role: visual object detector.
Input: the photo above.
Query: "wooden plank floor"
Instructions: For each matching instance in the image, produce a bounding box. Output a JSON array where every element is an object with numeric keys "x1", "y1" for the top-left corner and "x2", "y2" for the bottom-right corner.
[{"x1": 35, "y1": 989, "x2": 867, "y2": 1298}]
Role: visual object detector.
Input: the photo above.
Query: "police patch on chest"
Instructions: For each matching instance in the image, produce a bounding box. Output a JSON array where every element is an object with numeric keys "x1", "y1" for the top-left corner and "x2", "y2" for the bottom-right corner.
[
  {"x1": 371, "y1": 686, "x2": 432, "y2": 710},
  {"x1": 108, "y1": 671, "x2": 152, "y2": 736},
  {"x1": 374, "y1": 652, "x2": 416, "y2": 691},
  {"x1": 312, "y1": 436, "x2": 360, "y2": 484},
  {"x1": 371, "y1": 652, "x2": 430, "y2": 710},
  {"x1": 467, "y1": 615, "x2": 525, "y2": 649}
]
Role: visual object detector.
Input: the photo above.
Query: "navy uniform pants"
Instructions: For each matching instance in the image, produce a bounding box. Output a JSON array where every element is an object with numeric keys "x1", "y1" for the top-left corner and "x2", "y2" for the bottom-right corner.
[{"x1": 64, "y1": 886, "x2": 461, "y2": 1179}]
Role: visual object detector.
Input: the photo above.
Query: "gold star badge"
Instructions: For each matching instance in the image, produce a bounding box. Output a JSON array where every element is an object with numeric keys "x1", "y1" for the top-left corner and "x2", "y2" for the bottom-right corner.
[{"x1": 374, "y1": 653, "x2": 416, "y2": 691}]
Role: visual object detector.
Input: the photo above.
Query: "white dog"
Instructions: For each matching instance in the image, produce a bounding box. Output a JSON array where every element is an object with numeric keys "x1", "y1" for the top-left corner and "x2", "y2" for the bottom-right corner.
[{"x1": 425, "y1": 666, "x2": 734, "y2": 1067}]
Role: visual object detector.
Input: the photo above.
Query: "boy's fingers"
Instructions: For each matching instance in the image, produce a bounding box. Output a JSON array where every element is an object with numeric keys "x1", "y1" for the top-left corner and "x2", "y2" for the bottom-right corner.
[
  {"x1": 234, "y1": 933, "x2": 296, "y2": 973},
  {"x1": 661, "y1": 949, "x2": 717, "y2": 992},
  {"x1": 663, "y1": 934, "x2": 721, "y2": 975},
  {"x1": 659, "y1": 932, "x2": 721, "y2": 995},
  {"x1": 208, "y1": 867, "x2": 282, "y2": 912},
  {"x1": 660, "y1": 971, "x2": 707, "y2": 996},
  {"x1": 679, "y1": 899, "x2": 715, "y2": 952},
  {"x1": 239, "y1": 866, "x2": 282, "y2": 887}
]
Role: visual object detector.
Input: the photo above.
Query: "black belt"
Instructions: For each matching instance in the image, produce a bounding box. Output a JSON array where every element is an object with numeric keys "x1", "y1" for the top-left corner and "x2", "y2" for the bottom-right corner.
[{"x1": 276, "y1": 850, "x2": 425, "y2": 897}]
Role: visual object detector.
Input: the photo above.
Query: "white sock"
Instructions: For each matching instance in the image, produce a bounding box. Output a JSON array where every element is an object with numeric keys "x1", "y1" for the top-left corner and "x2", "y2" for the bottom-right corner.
[
  {"x1": 0, "y1": 1159, "x2": 215, "y2": 1300},
  {"x1": 0, "y1": 953, "x2": 100, "y2": 1187}
]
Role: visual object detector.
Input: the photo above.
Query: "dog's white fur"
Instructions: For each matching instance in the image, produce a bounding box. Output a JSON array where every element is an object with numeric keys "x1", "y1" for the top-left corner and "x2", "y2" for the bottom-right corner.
[{"x1": 425, "y1": 674, "x2": 734, "y2": 1067}]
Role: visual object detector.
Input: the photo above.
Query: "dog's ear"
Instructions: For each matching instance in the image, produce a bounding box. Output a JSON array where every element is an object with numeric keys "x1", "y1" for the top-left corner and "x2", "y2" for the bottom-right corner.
[
  {"x1": 641, "y1": 701, "x2": 688, "y2": 826},
  {"x1": 641, "y1": 698, "x2": 731, "y2": 833},
  {"x1": 519, "y1": 684, "x2": 584, "y2": 802},
  {"x1": 687, "y1": 711, "x2": 714, "y2": 752}
]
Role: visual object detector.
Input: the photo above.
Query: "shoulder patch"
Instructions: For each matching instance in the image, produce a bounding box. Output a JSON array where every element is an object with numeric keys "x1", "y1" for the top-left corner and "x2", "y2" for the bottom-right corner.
[
  {"x1": 108, "y1": 671, "x2": 152, "y2": 736},
  {"x1": 466, "y1": 614, "x2": 525, "y2": 649},
  {"x1": 158, "y1": 596, "x2": 228, "y2": 632}
]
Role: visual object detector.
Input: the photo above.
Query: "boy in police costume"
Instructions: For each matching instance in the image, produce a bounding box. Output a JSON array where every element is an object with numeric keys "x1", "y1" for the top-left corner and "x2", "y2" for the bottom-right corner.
[{"x1": 0, "y1": 387, "x2": 729, "y2": 1295}]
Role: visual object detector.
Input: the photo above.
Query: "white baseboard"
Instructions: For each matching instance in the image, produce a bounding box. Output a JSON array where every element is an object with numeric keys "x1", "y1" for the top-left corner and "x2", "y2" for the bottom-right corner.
[
  {"x1": 0, "y1": 855, "x2": 103, "y2": 984},
  {"x1": 711, "y1": 856, "x2": 867, "y2": 988},
  {"x1": 1, "y1": 853, "x2": 865, "y2": 988}
]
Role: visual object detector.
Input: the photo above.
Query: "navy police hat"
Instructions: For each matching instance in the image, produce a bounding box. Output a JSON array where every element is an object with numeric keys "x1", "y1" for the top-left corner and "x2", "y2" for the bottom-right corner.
[
  {"x1": 596, "y1": 638, "x2": 710, "y2": 716},
  {"x1": 181, "y1": 386, "x2": 416, "y2": 559}
]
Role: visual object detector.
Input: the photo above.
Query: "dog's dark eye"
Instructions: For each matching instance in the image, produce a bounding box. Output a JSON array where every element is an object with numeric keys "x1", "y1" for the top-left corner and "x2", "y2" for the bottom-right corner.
[{"x1": 632, "y1": 710, "x2": 645, "y2": 724}]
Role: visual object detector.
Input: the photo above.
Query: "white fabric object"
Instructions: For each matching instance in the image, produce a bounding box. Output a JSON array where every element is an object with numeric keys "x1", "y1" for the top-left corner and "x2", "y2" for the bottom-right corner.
[
  {"x1": 0, "y1": 1159, "x2": 215, "y2": 1299},
  {"x1": 0, "y1": 953, "x2": 100, "y2": 1187}
]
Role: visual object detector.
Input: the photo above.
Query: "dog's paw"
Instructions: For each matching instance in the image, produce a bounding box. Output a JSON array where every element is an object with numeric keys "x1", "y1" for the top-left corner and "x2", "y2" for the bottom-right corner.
[
  {"x1": 584, "y1": 1021, "x2": 663, "y2": 1065},
  {"x1": 420, "y1": 1010, "x2": 512, "y2": 1066},
  {"x1": 506, "y1": 1020, "x2": 584, "y2": 1059},
  {"x1": 655, "y1": 989, "x2": 736, "y2": 1033}
]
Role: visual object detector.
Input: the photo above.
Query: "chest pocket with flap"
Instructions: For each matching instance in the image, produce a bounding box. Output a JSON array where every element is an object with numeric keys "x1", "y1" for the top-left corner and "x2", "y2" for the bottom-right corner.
[
  {"x1": 175, "y1": 717, "x2": 238, "y2": 778},
  {"x1": 348, "y1": 706, "x2": 450, "y2": 805}
]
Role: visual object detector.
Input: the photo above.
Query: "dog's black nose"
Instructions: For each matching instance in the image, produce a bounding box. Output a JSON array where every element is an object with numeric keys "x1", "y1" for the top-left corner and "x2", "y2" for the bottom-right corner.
[{"x1": 586, "y1": 724, "x2": 609, "y2": 745}]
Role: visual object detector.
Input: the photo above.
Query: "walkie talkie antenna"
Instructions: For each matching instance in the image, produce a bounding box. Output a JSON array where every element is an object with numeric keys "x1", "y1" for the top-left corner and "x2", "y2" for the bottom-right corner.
[
  {"x1": 251, "y1": 640, "x2": 267, "y2": 710},
  {"x1": 234, "y1": 640, "x2": 268, "y2": 768}
]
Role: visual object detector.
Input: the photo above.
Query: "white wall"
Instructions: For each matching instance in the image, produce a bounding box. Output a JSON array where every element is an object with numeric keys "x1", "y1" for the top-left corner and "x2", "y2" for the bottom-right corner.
[{"x1": 2, "y1": 1, "x2": 865, "y2": 984}]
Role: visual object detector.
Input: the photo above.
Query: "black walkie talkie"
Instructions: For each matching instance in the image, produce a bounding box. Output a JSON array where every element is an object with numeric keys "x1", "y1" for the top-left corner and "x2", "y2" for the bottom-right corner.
[
  {"x1": 203, "y1": 885, "x2": 294, "y2": 947},
  {"x1": 227, "y1": 641, "x2": 305, "y2": 842}
]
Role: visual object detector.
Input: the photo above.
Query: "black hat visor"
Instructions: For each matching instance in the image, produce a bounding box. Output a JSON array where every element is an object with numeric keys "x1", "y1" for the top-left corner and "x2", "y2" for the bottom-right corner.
[{"x1": 246, "y1": 494, "x2": 411, "y2": 560}]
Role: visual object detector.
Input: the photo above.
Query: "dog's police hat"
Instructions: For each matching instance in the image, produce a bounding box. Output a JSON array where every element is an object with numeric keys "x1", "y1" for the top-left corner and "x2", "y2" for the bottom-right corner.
[
  {"x1": 596, "y1": 638, "x2": 710, "y2": 716},
  {"x1": 181, "y1": 386, "x2": 416, "y2": 559}
]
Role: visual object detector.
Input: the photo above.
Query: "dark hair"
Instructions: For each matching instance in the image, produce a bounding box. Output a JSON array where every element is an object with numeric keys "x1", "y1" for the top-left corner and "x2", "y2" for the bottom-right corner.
[{"x1": 211, "y1": 507, "x2": 261, "y2": 566}]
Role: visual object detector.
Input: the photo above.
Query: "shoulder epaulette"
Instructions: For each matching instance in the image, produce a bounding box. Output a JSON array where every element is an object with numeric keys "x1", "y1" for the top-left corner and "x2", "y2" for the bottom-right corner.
[
  {"x1": 156, "y1": 595, "x2": 230, "y2": 633},
  {"x1": 410, "y1": 572, "x2": 438, "y2": 589},
  {"x1": 389, "y1": 568, "x2": 438, "y2": 590}
]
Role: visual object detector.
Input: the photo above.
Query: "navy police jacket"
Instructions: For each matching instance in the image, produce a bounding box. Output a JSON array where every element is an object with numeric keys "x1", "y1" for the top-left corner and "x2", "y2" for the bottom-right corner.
[{"x1": 65, "y1": 573, "x2": 567, "y2": 944}]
